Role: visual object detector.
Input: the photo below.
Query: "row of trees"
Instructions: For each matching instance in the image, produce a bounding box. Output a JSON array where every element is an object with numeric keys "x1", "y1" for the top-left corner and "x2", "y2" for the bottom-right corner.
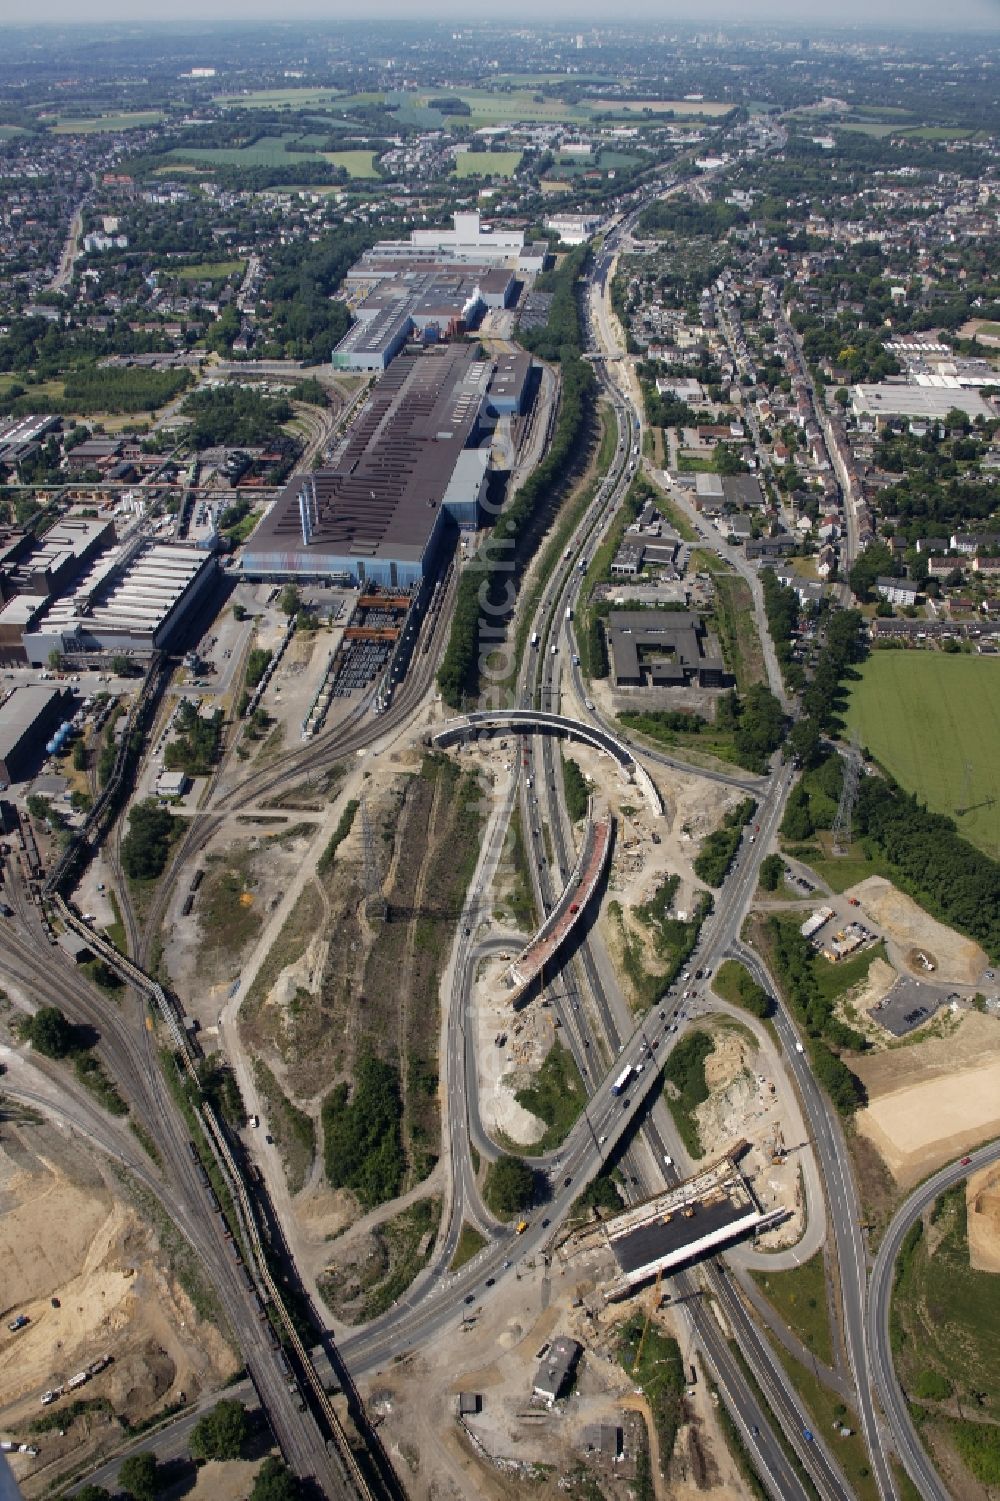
[
  {"x1": 438, "y1": 333, "x2": 594, "y2": 706},
  {"x1": 762, "y1": 918, "x2": 867, "y2": 1113},
  {"x1": 855, "y1": 778, "x2": 1000, "y2": 962}
]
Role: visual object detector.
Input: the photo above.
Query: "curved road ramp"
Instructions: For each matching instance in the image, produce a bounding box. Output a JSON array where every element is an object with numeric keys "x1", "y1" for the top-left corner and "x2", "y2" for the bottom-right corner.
[
  {"x1": 502, "y1": 812, "x2": 613, "y2": 1007},
  {"x1": 431, "y1": 709, "x2": 663, "y2": 815}
]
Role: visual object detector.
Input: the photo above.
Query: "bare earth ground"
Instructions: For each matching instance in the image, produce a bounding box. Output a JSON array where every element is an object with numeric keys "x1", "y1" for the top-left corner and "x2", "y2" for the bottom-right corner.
[
  {"x1": 853, "y1": 1012, "x2": 1000, "y2": 1186},
  {"x1": 366, "y1": 1242, "x2": 742, "y2": 1501},
  {"x1": 966, "y1": 1162, "x2": 1000, "y2": 1274},
  {"x1": 0, "y1": 1123, "x2": 236, "y2": 1496},
  {"x1": 689, "y1": 1021, "x2": 805, "y2": 1249},
  {"x1": 847, "y1": 876, "x2": 988, "y2": 985}
]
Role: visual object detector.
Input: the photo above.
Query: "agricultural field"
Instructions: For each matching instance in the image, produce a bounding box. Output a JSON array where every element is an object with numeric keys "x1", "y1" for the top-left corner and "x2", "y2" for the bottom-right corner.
[
  {"x1": 845, "y1": 653, "x2": 1000, "y2": 856},
  {"x1": 166, "y1": 136, "x2": 377, "y2": 176},
  {"x1": 325, "y1": 150, "x2": 378, "y2": 178},
  {"x1": 454, "y1": 150, "x2": 522, "y2": 178},
  {"x1": 168, "y1": 136, "x2": 306, "y2": 168},
  {"x1": 212, "y1": 87, "x2": 345, "y2": 109},
  {"x1": 50, "y1": 111, "x2": 165, "y2": 133}
]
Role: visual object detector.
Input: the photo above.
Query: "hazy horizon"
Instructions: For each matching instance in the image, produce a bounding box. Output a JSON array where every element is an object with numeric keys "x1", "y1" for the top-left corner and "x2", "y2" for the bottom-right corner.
[{"x1": 8, "y1": 0, "x2": 1000, "y2": 29}]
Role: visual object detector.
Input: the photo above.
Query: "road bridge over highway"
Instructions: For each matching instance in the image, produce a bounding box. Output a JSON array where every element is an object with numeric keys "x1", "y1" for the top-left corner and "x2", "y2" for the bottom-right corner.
[{"x1": 431, "y1": 709, "x2": 663, "y2": 815}]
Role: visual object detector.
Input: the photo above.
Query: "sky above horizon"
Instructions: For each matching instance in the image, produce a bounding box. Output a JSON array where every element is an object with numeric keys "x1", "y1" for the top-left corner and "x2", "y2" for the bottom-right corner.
[{"x1": 11, "y1": 0, "x2": 1000, "y2": 27}]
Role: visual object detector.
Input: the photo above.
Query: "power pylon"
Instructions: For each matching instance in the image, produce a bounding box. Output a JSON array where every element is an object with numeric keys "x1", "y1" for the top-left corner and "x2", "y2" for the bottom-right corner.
[
  {"x1": 360, "y1": 797, "x2": 387, "y2": 923},
  {"x1": 831, "y1": 731, "x2": 862, "y2": 855}
]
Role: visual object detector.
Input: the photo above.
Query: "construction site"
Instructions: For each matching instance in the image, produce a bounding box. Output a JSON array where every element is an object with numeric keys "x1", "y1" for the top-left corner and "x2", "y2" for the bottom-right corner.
[{"x1": 563, "y1": 1151, "x2": 779, "y2": 1301}]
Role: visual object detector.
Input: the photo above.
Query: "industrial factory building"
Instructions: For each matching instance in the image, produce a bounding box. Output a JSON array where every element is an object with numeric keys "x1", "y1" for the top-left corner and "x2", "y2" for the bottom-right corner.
[
  {"x1": 23, "y1": 543, "x2": 219, "y2": 665},
  {"x1": 333, "y1": 212, "x2": 545, "y2": 372},
  {"x1": 244, "y1": 345, "x2": 531, "y2": 588},
  {"x1": 0, "y1": 684, "x2": 73, "y2": 784}
]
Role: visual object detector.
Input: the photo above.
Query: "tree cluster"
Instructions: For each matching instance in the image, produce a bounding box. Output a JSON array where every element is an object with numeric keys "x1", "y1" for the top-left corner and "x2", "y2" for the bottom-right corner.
[
  {"x1": 164, "y1": 699, "x2": 222, "y2": 778},
  {"x1": 183, "y1": 386, "x2": 292, "y2": 449},
  {"x1": 483, "y1": 1153, "x2": 536, "y2": 1218},
  {"x1": 855, "y1": 778, "x2": 1000, "y2": 961},
  {"x1": 693, "y1": 797, "x2": 757, "y2": 887},
  {"x1": 322, "y1": 1055, "x2": 405, "y2": 1210},
  {"x1": 120, "y1": 799, "x2": 178, "y2": 881}
]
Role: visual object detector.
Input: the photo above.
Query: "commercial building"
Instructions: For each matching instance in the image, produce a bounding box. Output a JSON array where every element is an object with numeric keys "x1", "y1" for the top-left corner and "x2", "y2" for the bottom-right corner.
[
  {"x1": 23, "y1": 543, "x2": 219, "y2": 665},
  {"x1": 851, "y1": 384, "x2": 992, "y2": 426},
  {"x1": 607, "y1": 611, "x2": 725, "y2": 689},
  {"x1": 0, "y1": 684, "x2": 72, "y2": 783},
  {"x1": 245, "y1": 346, "x2": 502, "y2": 589},
  {"x1": 544, "y1": 213, "x2": 603, "y2": 245}
]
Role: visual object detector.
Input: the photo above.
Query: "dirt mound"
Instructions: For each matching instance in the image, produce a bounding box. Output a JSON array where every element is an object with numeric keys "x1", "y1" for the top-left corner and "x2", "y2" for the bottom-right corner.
[
  {"x1": 847, "y1": 877, "x2": 987, "y2": 985},
  {"x1": 967, "y1": 1164, "x2": 1000, "y2": 1274}
]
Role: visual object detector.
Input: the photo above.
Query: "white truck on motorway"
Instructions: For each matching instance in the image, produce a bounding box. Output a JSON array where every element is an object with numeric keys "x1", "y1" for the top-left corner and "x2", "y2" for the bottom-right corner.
[{"x1": 611, "y1": 1064, "x2": 633, "y2": 1096}]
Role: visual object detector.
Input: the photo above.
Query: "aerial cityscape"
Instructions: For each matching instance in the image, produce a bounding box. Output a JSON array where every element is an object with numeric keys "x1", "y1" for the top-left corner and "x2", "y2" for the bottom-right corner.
[{"x1": 0, "y1": 11, "x2": 999, "y2": 1501}]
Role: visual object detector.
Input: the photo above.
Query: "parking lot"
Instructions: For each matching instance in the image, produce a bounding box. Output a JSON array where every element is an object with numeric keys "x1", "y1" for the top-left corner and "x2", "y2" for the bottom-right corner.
[{"x1": 870, "y1": 974, "x2": 955, "y2": 1037}]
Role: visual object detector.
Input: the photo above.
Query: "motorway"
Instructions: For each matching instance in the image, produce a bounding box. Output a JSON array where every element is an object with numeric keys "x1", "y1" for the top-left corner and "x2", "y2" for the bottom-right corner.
[
  {"x1": 335, "y1": 208, "x2": 859, "y2": 1501},
  {"x1": 5, "y1": 178, "x2": 958, "y2": 1501}
]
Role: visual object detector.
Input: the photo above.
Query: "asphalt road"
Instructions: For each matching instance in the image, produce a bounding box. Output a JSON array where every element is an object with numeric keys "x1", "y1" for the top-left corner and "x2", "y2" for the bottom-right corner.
[
  {"x1": 867, "y1": 1138, "x2": 1000, "y2": 1501},
  {"x1": 733, "y1": 940, "x2": 896, "y2": 1500}
]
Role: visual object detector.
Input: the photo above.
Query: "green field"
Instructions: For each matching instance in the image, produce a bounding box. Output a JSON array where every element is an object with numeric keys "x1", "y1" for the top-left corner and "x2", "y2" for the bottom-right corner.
[
  {"x1": 454, "y1": 149, "x2": 522, "y2": 178},
  {"x1": 325, "y1": 150, "x2": 378, "y2": 178},
  {"x1": 169, "y1": 136, "x2": 302, "y2": 167},
  {"x1": 51, "y1": 111, "x2": 164, "y2": 133},
  {"x1": 845, "y1": 653, "x2": 1000, "y2": 856},
  {"x1": 168, "y1": 259, "x2": 246, "y2": 280},
  {"x1": 891, "y1": 1185, "x2": 1000, "y2": 1480},
  {"x1": 213, "y1": 87, "x2": 345, "y2": 109},
  {"x1": 167, "y1": 138, "x2": 376, "y2": 176}
]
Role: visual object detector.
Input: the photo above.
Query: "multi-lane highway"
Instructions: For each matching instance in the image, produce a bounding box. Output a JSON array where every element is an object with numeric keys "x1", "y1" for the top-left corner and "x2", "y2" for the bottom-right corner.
[{"x1": 7, "y1": 177, "x2": 966, "y2": 1501}]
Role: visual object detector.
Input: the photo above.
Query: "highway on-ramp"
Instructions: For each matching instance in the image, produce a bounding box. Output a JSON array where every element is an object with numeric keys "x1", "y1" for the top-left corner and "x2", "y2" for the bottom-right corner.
[{"x1": 868, "y1": 1139, "x2": 1000, "y2": 1501}]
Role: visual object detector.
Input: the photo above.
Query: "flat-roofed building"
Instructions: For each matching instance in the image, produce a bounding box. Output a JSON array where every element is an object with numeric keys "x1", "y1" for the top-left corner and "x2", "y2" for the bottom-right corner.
[
  {"x1": 246, "y1": 346, "x2": 494, "y2": 588},
  {"x1": 608, "y1": 610, "x2": 725, "y2": 689},
  {"x1": 0, "y1": 684, "x2": 72, "y2": 783},
  {"x1": 23, "y1": 544, "x2": 219, "y2": 665},
  {"x1": 851, "y1": 384, "x2": 991, "y2": 426},
  {"x1": 486, "y1": 351, "x2": 533, "y2": 416}
]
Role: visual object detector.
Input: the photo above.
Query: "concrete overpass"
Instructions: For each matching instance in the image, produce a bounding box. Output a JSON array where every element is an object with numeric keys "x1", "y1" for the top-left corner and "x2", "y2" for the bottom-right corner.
[
  {"x1": 431, "y1": 710, "x2": 663, "y2": 815},
  {"x1": 504, "y1": 812, "x2": 614, "y2": 1007}
]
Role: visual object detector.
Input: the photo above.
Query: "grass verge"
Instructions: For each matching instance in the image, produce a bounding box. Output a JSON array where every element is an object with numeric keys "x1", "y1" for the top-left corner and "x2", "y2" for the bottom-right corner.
[{"x1": 750, "y1": 1252, "x2": 834, "y2": 1368}]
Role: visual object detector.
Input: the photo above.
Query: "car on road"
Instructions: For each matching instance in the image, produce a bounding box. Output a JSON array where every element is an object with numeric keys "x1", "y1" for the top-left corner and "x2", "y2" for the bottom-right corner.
[
  {"x1": 464, "y1": 1294, "x2": 476, "y2": 1305},
  {"x1": 8, "y1": 1315, "x2": 29, "y2": 1332},
  {"x1": 485, "y1": 1277, "x2": 495, "y2": 1287},
  {"x1": 541, "y1": 1219, "x2": 550, "y2": 1229},
  {"x1": 961, "y1": 1155, "x2": 972, "y2": 1165}
]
